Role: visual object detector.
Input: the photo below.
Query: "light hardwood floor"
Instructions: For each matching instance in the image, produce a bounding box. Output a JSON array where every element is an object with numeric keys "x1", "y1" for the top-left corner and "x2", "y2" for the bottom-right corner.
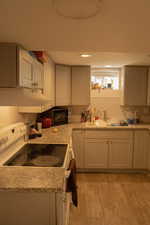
[{"x1": 70, "y1": 173, "x2": 150, "y2": 225}]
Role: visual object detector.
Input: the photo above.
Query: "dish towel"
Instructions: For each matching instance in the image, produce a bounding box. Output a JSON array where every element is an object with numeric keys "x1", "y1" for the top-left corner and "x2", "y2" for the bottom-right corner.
[{"x1": 66, "y1": 159, "x2": 78, "y2": 207}]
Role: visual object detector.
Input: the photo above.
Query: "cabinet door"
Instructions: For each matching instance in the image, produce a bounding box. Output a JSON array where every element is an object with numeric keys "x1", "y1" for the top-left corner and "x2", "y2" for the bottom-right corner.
[
  {"x1": 71, "y1": 66, "x2": 90, "y2": 105},
  {"x1": 122, "y1": 66, "x2": 148, "y2": 105},
  {"x1": 0, "y1": 45, "x2": 17, "y2": 87},
  {"x1": 56, "y1": 192, "x2": 71, "y2": 225},
  {"x1": 109, "y1": 139, "x2": 133, "y2": 168},
  {"x1": 85, "y1": 139, "x2": 108, "y2": 168},
  {"x1": 19, "y1": 49, "x2": 33, "y2": 88},
  {"x1": 133, "y1": 131, "x2": 149, "y2": 169},
  {"x1": 72, "y1": 130, "x2": 84, "y2": 169},
  {"x1": 56, "y1": 65, "x2": 71, "y2": 106},
  {"x1": 0, "y1": 192, "x2": 53, "y2": 225},
  {"x1": 63, "y1": 193, "x2": 71, "y2": 225},
  {"x1": 33, "y1": 60, "x2": 44, "y2": 89},
  {"x1": 43, "y1": 58, "x2": 55, "y2": 106}
]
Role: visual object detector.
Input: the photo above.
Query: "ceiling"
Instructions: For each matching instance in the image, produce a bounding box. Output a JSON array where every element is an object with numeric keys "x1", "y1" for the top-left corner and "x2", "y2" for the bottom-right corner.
[
  {"x1": 1, "y1": 0, "x2": 150, "y2": 66},
  {"x1": 50, "y1": 52, "x2": 150, "y2": 67}
]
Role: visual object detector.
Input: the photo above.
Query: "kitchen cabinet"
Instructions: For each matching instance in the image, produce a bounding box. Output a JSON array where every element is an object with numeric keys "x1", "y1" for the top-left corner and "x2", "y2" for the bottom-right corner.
[
  {"x1": 73, "y1": 130, "x2": 134, "y2": 170},
  {"x1": 55, "y1": 65, "x2": 91, "y2": 106},
  {"x1": 56, "y1": 65, "x2": 71, "y2": 106},
  {"x1": 43, "y1": 58, "x2": 55, "y2": 106},
  {"x1": 109, "y1": 139, "x2": 133, "y2": 168},
  {"x1": 133, "y1": 130, "x2": 149, "y2": 169},
  {"x1": 121, "y1": 66, "x2": 148, "y2": 106},
  {"x1": 33, "y1": 59, "x2": 44, "y2": 89},
  {"x1": 85, "y1": 139, "x2": 108, "y2": 168},
  {"x1": 85, "y1": 137, "x2": 133, "y2": 169},
  {"x1": 72, "y1": 130, "x2": 84, "y2": 169},
  {"x1": 19, "y1": 48, "x2": 34, "y2": 88},
  {"x1": 71, "y1": 66, "x2": 91, "y2": 105},
  {"x1": 57, "y1": 192, "x2": 71, "y2": 225},
  {"x1": 0, "y1": 43, "x2": 44, "y2": 90},
  {"x1": 0, "y1": 191, "x2": 71, "y2": 225}
]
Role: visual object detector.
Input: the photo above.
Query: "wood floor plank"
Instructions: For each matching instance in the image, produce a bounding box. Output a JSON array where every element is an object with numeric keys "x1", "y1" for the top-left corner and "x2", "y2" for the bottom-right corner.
[{"x1": 70, "y1": 173, "x2": 150, "y2": 225}]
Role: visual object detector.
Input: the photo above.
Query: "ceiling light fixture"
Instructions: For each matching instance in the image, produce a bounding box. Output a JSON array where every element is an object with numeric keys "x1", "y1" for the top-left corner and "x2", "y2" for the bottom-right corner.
[
  {"x1": 105, "y1": 65, "x2": 112, "y2": 68},
  {"x1": 52, "y1": 0, "x2": 102, "y2": 20},
  {"x1": 80, "y1": 54, "x2": 92, "y2": 58}
]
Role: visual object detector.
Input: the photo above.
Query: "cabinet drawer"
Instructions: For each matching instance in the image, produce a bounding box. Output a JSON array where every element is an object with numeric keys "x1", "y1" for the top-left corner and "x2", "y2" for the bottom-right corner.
[{"x1": 85, "y1": 130, "x2": 133, "y2": 139}]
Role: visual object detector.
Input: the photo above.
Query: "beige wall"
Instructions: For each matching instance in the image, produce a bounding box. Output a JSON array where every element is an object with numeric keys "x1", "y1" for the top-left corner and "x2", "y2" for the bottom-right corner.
[
  {"x1": 0, "y1": 107, "x2": 37, "y2": 127},
  {"x1": 0, "y1": 107, "x2": 23, "y2": 126}
]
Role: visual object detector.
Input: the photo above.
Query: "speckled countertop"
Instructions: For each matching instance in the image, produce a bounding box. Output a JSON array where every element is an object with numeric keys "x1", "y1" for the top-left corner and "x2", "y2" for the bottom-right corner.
[
  {"x1": 29, "y1": 123, "x2": 84, "y2": 144},
  {"x1": 0, "y1": 122, "x2": 150, "y2": 193},
  {"x1": 29, "y1": 122, "x2": 150, "y2": 146},
  {"x1": 0, "y1": 167, "x2": 65, "y2": 192}
]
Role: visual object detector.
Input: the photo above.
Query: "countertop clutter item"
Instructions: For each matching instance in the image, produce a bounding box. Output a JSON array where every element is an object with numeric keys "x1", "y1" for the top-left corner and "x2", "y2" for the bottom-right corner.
[
  {"x1": 40, "y1": 107, "x2": 68, "y2": 126},
  {"x1": 41, "y1": 118, "x2": 52, "y2": 128},
  {"x1": 32, "y1": 51, "x2": 49, "y2": 63},
  {"x1": 29, "y1": 126, "x2": 42, "y2": 139},
  {"x1": 37, "y1": 122, "x2": 42, "y2": 133}
]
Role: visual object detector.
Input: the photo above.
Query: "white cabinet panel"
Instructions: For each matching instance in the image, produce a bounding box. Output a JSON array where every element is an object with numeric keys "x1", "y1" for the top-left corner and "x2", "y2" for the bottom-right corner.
[
  {"x1": 133, "y1": 131, "x2": 149, "y2": 169},
  {"x1": 122, "y1": 66, "x2": 148, "y2": 106},
  {"x1": 43, "y1": 58, "x2": 55, "y2": 106},
  {"x1": 85, "y1": 139, "x2": 108, "y2": 168},
  {"x1": 0, "y1": 44, "x2": 17, "y2": 87},
  {"x1": 33, "y1": 60, "x2": 44, "y2": 89},
  {"x1": 71, "y1": 66, "x2": 90, "y2": 105},
  {"x1": 19, "y1": 49, "x2": 33, "y2": 88},
  {"x1": 72, "y1": 130, "x2": 84, "y2": 169},
  {"x1": 56, "y1": 192, "x2": 71, "y2": 225},
  {"x1": 0, "y1": 192, "x2": 53, "y2": 225},
  {"x1": 85, "y1": 130, "x2": 133, "y2": 139},
  {"x1": 109, "y1": 139, "x2": 133, "y2": 168},
  {"x1": 56, "y1": 65, "x2": 71, "y2": 106}
]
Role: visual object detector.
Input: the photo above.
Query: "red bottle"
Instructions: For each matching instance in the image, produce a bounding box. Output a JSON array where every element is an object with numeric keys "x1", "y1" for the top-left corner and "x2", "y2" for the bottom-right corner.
[{"x1": 42, "y1": 118, "x2": 52, "y2": 128}]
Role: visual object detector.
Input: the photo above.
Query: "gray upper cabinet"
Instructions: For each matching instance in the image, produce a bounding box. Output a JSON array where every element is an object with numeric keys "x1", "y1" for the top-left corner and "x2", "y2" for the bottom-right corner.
[
  {"x1": 55, "y1": 65, "x2": 91, "y2": 106},
  {"x1": 55, "y1": 64, "x2": 71, "y2": 106},
  {"x1": 0, "y1": 44, "x2": 18, "y2": 87},
  {"x1": 121, "y1": 66, "x2": 148, "y2": 106},
  {"x1": 0, "y1": 43, "x2": 44, "y2": 90},
  {"x1": 71, "y1": 66, "x2": 91, "y2": 105}
]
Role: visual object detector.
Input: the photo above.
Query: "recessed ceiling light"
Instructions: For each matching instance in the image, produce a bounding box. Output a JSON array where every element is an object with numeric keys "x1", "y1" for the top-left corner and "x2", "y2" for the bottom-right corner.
[
  {"x1": 105, "y1": 65, "x2": 112, "y2": 68},
  {"x1": 80, "y1": 54, "x2": 92, "y2": 58}
]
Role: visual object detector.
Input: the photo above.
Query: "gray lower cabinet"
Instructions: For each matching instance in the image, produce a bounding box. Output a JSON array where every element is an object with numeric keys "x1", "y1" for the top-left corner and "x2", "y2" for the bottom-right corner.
[
  {"x1": 0, "y1": 191, "x2": 70, "y2": 225},
  {"x1": 72, "y1": 130, "x2": 84, "y2": 169},
  {"x1": 109, "y1": 139, "x2": 133, "y2": 168},
  {"x1": 85, "y1": 139, "x2": 108, "y2": 168},
  {"x1": 133, "y1": 130, "x2": 149, "y2": 169},
  {"x1": 72, "y1": 129, "x2": 149, "y2": 171},
  {"x1": 84, "y1": 138, "x2": 133, "y2": 169}
]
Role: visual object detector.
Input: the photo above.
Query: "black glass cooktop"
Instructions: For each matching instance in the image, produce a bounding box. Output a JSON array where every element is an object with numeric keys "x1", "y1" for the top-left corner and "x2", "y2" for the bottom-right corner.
[{"x1": 4, "y1": 144, "x2": 67, "y2": 167}]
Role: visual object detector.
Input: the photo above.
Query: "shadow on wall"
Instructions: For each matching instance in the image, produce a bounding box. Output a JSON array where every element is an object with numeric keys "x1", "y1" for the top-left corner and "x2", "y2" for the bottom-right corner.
[{"x1": 0, "y1": 107, "x2": 37, "y2": 126}]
